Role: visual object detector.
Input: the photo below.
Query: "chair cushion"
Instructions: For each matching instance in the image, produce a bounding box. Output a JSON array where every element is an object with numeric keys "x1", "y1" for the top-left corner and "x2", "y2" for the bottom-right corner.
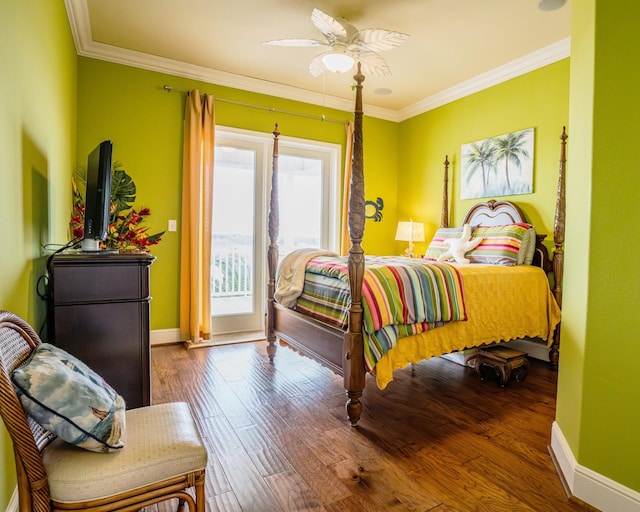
[
  {"x1": 11, "y1": 343, "x2": 126, "y2": 453},
  {"x1": 42, "y1": 402, "x2": 208, "y2": 503}
]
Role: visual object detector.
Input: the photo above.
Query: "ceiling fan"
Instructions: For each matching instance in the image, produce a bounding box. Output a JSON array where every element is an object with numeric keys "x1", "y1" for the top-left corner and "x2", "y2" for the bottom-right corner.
[{"x1": 262, "y1": 8, "x2": 409, "y2": 77}]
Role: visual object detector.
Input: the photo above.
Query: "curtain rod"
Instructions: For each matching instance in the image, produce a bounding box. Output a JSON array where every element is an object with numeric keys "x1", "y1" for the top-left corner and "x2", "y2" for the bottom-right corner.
[{"x1": 162, "y1": 85, "x2": 347, "y2": 125}]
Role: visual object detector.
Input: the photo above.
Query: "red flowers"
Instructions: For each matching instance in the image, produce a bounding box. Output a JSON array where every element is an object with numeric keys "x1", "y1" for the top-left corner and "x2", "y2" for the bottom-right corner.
[
  {"x1": 70, "y1": 168, "x2": 164, "y2": 252},
  {"x1": 106, "y1": 207, "x2": 164, "y2": 251}
]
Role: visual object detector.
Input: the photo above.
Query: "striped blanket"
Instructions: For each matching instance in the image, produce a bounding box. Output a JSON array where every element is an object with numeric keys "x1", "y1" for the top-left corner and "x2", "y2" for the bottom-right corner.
[{"x1": 293, "y1": 255, "x2": 467, "y2": 371}]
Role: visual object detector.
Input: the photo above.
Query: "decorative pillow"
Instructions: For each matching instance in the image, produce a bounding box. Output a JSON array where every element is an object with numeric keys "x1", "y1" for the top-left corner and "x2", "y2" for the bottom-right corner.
[
  {"x1": 436, "y1": 223, "x2": 483, "y2": 264},
  {"x1": 517, "y1": 225, "x2": 536, "y2": 265},
  {"x1": 423, "y1": 227, "x2": 465, "y2": 260},
  {"x1": 11, "y1": 343, "x2": 125, "y2": 453},
  {"x1": 466, "y1": 224, "x2": 531, "y2": 266}
]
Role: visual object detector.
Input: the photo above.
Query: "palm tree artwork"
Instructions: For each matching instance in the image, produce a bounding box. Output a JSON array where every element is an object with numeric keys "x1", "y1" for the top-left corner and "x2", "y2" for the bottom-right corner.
[
  {"x1": 463, "y1": 138, "x2": 496, "y2": 198},
  {"x1": 461, "y1": 128, "x2": 534, "y2": 200}
]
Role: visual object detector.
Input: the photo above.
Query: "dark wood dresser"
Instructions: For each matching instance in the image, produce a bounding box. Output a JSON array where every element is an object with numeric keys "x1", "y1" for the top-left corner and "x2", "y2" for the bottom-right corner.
[{"x1": 50, "y1": 251, "x2": 155, "y2": 409}]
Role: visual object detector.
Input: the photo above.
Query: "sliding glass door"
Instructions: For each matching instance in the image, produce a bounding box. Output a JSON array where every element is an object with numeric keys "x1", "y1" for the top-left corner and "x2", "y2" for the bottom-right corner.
[
  {"x1": 211, "y1": 134, "x2": 265, "y2": 335},
  {"x1": 211, "y1": 127, "x2": 340, "y2": 337}
]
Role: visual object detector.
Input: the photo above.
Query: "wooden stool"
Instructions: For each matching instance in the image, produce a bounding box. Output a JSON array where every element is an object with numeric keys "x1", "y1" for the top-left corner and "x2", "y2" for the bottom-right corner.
[{"x1": 476, "y1": 346, "x2": 528, "y2": 387}]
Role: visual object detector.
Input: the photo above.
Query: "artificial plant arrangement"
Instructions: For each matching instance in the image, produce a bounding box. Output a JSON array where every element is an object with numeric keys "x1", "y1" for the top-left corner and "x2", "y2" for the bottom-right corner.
[{"x1": 70, "y1": 163, "x2": 164, "y2": 252}]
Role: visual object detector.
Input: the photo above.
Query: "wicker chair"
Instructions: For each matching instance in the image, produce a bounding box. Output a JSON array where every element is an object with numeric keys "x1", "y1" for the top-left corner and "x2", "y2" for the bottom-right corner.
[{"x1": 0, "y1": 310, "x2": 207, "y2": 512}]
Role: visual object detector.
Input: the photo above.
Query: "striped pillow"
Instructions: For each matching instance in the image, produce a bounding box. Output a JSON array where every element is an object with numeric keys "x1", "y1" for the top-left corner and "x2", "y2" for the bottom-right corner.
[
  {"x1": 423, "y1": 227, "x2": 464, "y2": 260},
  {"x1": 466, "y1": 224, "x2": 531, "y2": 266}
]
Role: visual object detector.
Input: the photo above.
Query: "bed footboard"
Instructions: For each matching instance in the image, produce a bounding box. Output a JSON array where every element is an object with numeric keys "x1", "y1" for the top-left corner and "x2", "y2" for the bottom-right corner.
[
  {"x1": 265, "y1": 64, "x2": 368, "y2": 426},
  {"x1": 273, "y1": 304, "x2": 344, "y2": 373}
]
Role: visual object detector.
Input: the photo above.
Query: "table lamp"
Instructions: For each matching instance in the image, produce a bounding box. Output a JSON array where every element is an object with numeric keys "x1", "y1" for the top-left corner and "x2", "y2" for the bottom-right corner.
[{"x1": 395, "y1": 219, "x2": 425, "y2": 258}]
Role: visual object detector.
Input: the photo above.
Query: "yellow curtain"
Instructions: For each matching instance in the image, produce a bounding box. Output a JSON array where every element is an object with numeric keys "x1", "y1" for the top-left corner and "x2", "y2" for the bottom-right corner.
[
  {"x1": 340, "y1": 121, "x2": 354, "y2": 255},
  {"x1": 180, "y1": 90, "x2": 215, "y2": 345}
]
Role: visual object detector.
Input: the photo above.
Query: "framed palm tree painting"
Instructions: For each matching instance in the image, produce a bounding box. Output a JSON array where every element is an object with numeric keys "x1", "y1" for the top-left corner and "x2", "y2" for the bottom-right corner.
[{"x1": 461, "y1": 127, "x2": 534, "y2": 199}]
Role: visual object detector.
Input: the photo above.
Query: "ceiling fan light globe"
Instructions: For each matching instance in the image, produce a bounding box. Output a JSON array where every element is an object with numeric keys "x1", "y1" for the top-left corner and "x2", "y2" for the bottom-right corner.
[
  {"x1": 322, "y1": 52, "x2": 355, "y2": 73},
  {"x1": 538, "y1": 0, "x2": 566, "y2": 11}
]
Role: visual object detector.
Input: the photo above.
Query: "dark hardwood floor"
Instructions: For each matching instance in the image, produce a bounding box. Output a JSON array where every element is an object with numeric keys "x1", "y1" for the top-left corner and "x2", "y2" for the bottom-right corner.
[{"x1": 147, "y1": 341, "x2": 597, "y2": 512}]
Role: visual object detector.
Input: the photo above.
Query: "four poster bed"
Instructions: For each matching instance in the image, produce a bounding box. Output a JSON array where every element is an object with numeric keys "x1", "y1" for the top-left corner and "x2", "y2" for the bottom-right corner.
[{"x1": 266, "y1": 65, "x2": 566, "y2": 426}]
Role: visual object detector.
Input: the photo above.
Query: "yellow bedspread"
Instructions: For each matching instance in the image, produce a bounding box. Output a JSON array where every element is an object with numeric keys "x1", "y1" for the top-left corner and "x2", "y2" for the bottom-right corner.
[{"x1": 373, "y1": 264, "x2": 561, "y2": 389}]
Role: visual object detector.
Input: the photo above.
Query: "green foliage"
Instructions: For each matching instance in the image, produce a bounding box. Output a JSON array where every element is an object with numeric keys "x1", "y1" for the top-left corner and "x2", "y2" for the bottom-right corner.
[{"x1": 70, "y1": 162, "x2": 164, "y2": 252}]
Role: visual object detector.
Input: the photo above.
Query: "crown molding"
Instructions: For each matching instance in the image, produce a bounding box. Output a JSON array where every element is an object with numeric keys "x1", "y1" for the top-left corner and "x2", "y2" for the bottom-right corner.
[
  {"x1": 397, "y1": 37, "x2": 570, "y2": 121},
  {"x1": 65, "y1": 0, "x2": 568, "y2": 123},
  {"x1": 63, "y1": 0, "x2": 400, "y2": 122}
]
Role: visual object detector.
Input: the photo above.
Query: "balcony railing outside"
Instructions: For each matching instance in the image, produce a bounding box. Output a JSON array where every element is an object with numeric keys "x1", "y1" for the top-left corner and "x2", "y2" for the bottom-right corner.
[
  {"x1": 212, "y1": 244, "x2": 253, "y2": 316},
  {"x1": 210, "y1": 241, "x2": 315, "y2": 316}
]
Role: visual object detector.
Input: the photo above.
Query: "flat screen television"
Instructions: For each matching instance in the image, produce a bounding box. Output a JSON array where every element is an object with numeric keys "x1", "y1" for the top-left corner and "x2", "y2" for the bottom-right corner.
[{"x1": 81, "y1": 140, "x2": 113, "y2": 252}]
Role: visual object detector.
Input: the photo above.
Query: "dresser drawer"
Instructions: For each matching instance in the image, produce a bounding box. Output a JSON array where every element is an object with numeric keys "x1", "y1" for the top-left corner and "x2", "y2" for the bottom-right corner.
[
  {"x1": 53, "y1": 263, "x2": 148, "y2": 303},
  {"x1": 52, "y1": 252, "x2": 154, "y2": 304}
]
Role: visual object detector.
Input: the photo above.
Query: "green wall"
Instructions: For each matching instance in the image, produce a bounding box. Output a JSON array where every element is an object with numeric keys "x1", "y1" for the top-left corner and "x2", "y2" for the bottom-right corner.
[
  {"x1": 0, "y1": 0, "x2": 77, "y2": 506},
  {"x1": 2, "y1": 2, "x2": 639, "y2": 509},
  {"x1": 397, "y1": 60, "x2": 570, "y2": 258},
  {"x1": 557, "y1": 0, "x2": 640, "y2": 492},
  {"x1": 76, "y1": 58, "x2": 399, "y2": 330}
]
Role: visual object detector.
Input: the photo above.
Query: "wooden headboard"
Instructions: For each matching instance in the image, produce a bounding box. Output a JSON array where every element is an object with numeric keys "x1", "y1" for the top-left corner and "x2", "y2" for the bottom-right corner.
[
  {"x1": 463, "y1": 199, "x2": 528, "y2": 226},
  {"x1": 461, "y1": 199, "x2": 552, "y2": 275}
]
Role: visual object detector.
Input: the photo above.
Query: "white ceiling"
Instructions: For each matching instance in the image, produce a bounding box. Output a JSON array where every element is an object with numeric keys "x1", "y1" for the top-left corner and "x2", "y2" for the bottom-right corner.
[{"x1": 65, "y1": 0, "x2": 571, "y2": 122}]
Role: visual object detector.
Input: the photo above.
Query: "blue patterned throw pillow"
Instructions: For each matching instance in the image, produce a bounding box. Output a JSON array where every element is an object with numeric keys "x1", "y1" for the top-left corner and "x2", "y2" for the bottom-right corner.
[{"x1": 11, "y1": 343, "x2": 126, "y2": 453}]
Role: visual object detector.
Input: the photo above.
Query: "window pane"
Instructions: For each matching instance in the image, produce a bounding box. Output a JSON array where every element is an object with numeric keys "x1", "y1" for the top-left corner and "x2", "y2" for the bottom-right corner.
[
  {"x1": 211, "y1": 146, "x2": 255, "y2": 316},
  {"x1": 277, "y1": 154, "x2": 322, "y2": 258}
]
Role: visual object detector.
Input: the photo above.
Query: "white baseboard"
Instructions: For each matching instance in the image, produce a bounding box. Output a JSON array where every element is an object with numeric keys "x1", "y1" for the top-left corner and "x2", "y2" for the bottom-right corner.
[
  {"x1": 150, "y1": 328, "x2": 182, "y2": 346},
  {"x1": 502, "y1": 338, "x2": 550, "y2": 362},
  {"x1": 5, "y1": 487, "x2": 18, "y2": 512},
  {"x1": 550, "y1": 421, "x2": 640, "y2": 511},
  {"x1": 442, "y1": 348, "x2": 478, "y2": 367},
  {"x1": 149, "y1": 328, "x2": 266, "y2": 347}
]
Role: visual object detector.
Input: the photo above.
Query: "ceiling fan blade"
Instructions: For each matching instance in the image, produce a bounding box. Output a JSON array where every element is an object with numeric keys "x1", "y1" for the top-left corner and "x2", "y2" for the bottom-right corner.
[
  {"x1": 264, "y1": 9, "x2": 409, "y2": 77},
  {"x1": 309, "y1": 53, "x2": 327, "y2": 77},
  {"x1": 356, "y1": 29, "x2": 410, "y2": 52},
  {"x1": 311, "y1": 8, "x2": 348, "y2": 39},
  {"x1": 262, "y1": 38, "x2": 327, "y2": 47},
  {"x1": 357, "y1": 51, "x2": 392, "y2": 77}
]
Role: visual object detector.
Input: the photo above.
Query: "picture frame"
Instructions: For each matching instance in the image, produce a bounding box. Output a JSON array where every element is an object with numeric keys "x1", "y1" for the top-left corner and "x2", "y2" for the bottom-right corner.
[{"x1": 461, "y1": 127, "x2": 534, "y2": 200}]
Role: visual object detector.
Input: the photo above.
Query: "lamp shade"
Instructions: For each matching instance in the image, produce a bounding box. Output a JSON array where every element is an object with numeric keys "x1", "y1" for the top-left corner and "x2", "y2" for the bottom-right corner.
[
  {"x1": 322, "y1": 52, "x2": 355, "y2": 73},
  {"x1": 395, "y1": 221, "x2": 425, "y2": 242}
]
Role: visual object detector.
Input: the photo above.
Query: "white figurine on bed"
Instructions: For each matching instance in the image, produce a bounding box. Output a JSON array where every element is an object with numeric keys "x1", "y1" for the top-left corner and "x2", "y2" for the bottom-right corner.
[{"x1": 437, "y1": 223, "x2": 482, "y2": 264}]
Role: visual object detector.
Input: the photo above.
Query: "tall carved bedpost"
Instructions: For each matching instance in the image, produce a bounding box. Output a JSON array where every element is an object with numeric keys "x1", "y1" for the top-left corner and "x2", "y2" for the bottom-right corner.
[
  {"x1": 441, "y1": 155, "x2": 450, "y2": 228},
  {"x1": 343, "y1": 64, "x2": 367, "y2": 426},
  {"x1": 549, "y1": 126, "x2": 567, "y2": 368},
  {"x1": 266, "y1": 124, "x2": 280, "y2": 362}
]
